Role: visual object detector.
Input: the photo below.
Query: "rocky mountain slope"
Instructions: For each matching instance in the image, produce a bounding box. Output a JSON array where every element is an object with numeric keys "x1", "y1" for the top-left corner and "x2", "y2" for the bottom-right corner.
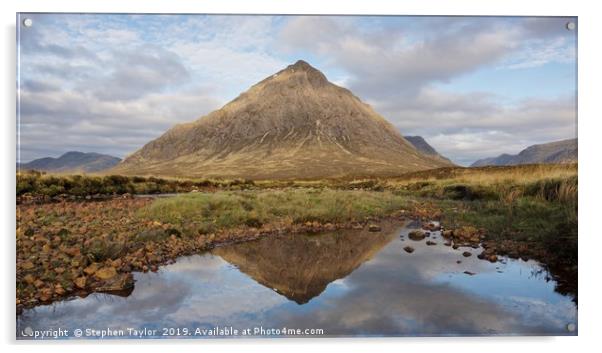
[
  {"x1": 471, "y1": 138, "x2": 577, "y2": 167},
  {"x1": 112, "y1": 60, "x2": 453, "y2": 179},
  {"x1": 18, "y1": 151, "x2": 121, "y2": 173},
  {"x1": 404, "y1": 135, "x2": 453, "y2": 164}
]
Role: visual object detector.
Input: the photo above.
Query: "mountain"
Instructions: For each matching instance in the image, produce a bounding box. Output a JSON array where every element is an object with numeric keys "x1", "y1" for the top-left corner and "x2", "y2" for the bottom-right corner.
[
  {"x1": 470, "y1": 138, "x2": 577, "y2": 167},
  {"x1": 404, "y1": 135, "x2": 453, "y2": 164},
  {"x1": 112, "y1": 60, "x2": 453, "y2": 179},
  {"x1": 18, "y1": 151, "x2": 121, "y2": 173}
]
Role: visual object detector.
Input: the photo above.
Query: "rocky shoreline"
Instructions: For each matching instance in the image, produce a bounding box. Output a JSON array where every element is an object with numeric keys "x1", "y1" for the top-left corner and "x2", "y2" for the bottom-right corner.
[
  {"x1": 16, "y1": 198, "x2": 419, "y2": 313},
  {"x1": 17, "y1": 195, "x2": 575, "y2": 313}
]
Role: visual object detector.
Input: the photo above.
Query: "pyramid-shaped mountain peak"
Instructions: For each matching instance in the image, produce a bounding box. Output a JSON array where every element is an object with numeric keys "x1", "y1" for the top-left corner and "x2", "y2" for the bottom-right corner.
[
  {"x1": 265, "y1": 59, "x2": 329, "y2": 87},
  {"x1": 112, "y1": 62, "x2": 453, "y2": 179},
  {"x1": 288, "y1": 59, "x2": 317, "y2": 71}
]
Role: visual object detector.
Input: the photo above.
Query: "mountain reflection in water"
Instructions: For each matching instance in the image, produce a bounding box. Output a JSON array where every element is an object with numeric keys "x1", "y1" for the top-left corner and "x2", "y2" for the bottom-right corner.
[
  {"x1": 17, "y1": 221, "x2": 577, "y2": 338},
  {"x1": 212, "y1": 223, "x2": 397, "y2": 304}
]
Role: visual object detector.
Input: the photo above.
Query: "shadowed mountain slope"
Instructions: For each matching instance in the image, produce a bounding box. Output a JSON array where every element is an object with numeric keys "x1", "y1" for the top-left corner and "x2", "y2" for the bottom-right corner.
[
  {"x1": 404, "y1": 135, "x2": 453, "y2": 164},
  {"x1": 471, "y1": 139, "x2": 577, "y2": 167},
  {"x1": 18, "y1": 151, "x2": 121, "y2": 173}
]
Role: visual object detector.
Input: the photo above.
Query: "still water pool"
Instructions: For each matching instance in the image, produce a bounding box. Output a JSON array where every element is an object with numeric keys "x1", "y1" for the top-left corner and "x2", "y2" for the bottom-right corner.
[{"x1": 17, "y1": 221, "x2": 577, "y2": 338}]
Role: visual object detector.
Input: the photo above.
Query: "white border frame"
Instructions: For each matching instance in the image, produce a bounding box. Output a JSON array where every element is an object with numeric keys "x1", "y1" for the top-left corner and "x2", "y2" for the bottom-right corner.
[{"x1": 2, "y1": 1, "x2": 600, "y2": 352}]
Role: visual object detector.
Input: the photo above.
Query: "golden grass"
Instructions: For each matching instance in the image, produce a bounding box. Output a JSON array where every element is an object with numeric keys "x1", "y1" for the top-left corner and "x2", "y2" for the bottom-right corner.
[
  {"x1": 387, "y1": 163, "x2": 577, "y2": 187},
  {"x1": 382, "y1": 164, "x2": 577, "y2": 203}
]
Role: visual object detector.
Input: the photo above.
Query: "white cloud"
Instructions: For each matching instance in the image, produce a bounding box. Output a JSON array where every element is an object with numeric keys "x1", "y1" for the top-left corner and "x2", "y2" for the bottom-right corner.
[
  {"x1": 380, "y1": 88, "x2": 576, "y2": 165},
  {"x1": 18, "y1": 85, "x2": 222, "y2": 161},
  {"x1": 279, "y1": 17, "x2": 523, "y2": 98},
  {"x1": 18, "y1": 14, "x2": 284, "y2": 161},
  {"x1": 499, "y1": 37, "x2": 576, "y2": 70}
]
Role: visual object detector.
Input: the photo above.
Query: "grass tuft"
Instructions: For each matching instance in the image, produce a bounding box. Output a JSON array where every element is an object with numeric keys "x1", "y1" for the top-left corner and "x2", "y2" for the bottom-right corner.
[{"x1": 137, "y1": 189, "x2": 409, "y2": 233}]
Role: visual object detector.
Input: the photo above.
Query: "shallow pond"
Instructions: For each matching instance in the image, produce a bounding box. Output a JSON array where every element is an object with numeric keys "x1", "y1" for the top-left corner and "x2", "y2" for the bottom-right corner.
[{"x1": 17, "y1": 221, "x2": 577, "y2": 339}]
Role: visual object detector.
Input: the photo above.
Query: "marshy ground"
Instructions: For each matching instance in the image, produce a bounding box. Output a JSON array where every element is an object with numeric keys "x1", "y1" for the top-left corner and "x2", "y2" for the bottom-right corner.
[{"x1": 16, "y1": 163, "x2": 577, "y2": 311}]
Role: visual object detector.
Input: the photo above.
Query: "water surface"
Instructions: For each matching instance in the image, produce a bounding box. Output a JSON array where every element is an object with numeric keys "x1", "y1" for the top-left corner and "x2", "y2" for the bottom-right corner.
[{"x1": 17, "y1": 221, "x2": 577, "y2": 338}]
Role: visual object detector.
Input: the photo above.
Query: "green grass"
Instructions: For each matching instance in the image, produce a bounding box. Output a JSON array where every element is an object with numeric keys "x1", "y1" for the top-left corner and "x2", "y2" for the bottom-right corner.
[
  {"x1": 16, "y1": 170, "x2": 257, "y2": 197},
  {"x1": 137, "y1": 189, "x2": 410, "y2": 234},
  {"x1": 437, "y1": 193, "x2": 577, "y2": 265}
]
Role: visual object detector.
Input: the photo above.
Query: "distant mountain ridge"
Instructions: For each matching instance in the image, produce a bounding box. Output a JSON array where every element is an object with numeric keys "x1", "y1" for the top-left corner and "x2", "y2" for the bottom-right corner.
[
  {"x1": 404, "y1": 136, "x2": 453, "y2": 164},
  {"x1": 471, "y1": 138, "x2": 577, "y2": 167},
  {"x1": 112, "y1": 60, "x2": 453, "y2": 179},
  {"x1": 18, "y1": 151, "x2": 121, "y2": 173}
]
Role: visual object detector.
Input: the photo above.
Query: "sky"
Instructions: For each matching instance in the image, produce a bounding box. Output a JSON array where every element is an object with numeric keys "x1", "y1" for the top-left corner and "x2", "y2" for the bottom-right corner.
[{"x1": 17, "y1": 14, "x2": 577, "y2": 166}]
